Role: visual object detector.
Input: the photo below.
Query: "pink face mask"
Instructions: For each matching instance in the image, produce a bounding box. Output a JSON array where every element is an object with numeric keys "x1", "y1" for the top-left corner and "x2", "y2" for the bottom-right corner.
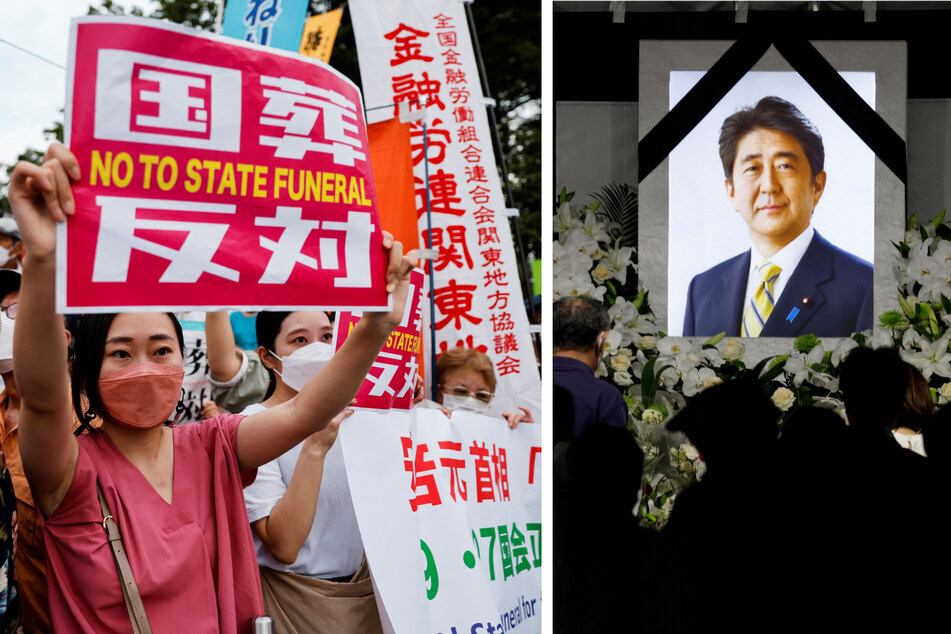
[{"x1": 98, "y1": 362, "x2": 185, "y2": 429}]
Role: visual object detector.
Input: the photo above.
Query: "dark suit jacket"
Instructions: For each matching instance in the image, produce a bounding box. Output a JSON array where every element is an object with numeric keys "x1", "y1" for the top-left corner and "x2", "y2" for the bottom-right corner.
[{"x1": 682, "y1": 232, "x2": 873, "y2": 337}]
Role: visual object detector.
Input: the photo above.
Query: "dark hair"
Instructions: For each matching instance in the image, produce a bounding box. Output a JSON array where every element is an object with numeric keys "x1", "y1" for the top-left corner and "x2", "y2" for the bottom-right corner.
[
  {"x1": 839, "y1": 347, "x2": 908, "y2": 430},
  {"x1": 719, "y1": 96, "x2": 824, "y2": 183},
  {"x1": 895, "y1": 363, "x2": 935, "y2": 432},
  {"x1": 553, "y1": 296, "x2": 610, "y2": 353},
  {"x1": 254, "y1": 310, "x2": 334, "y2": 400},
  {"x1": 71, "y1": 313, "x2": 185, "y2": 426},
  {"x1": 255, "y1": 311, "x2": 292, "y2": 401}
]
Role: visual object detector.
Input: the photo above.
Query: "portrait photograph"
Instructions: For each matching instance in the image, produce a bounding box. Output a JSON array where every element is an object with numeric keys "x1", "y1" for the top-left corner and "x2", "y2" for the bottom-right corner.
[{"x1": 667, "y1": 71, "x2": 876, "y2": 337}]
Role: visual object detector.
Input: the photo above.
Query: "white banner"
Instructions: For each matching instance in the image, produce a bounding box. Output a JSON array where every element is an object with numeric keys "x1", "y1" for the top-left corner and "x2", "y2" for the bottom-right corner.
[
  {"x1": 350, "y1": 0, "x2": 540, "y2": 422},
  {"x1": 340, "y1": 408, "x2": 542, "y2": 634}
]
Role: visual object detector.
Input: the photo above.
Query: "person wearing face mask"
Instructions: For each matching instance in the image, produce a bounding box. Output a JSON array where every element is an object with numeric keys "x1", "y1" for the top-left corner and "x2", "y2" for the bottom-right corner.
[
  {"x1": 241, "y1": 310, "x2": 382, "y2": 634},
  {"x1": 553, "y1": 296, "x2": 629, "y2": 439},
  {"x1": 7, "y1": 143, "x2": 417, "y2": 633},
  {"x1": 418, "y1": 347, "x2": 532, "y2": 429}
]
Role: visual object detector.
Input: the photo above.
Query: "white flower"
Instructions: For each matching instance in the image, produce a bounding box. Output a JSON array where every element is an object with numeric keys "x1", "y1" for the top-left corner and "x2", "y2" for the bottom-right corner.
[
  {"x1": 581, "y1": 209, "x2": 614, "y2": 245},
  {"x1": 683, "y1": 444, "x2": 700, "y2": 461},
  {"x1": 694, "y1": 459, "x2": 707, "y2": 480},
  {"x1": 554, "y1": 201, "x2": 582, "y2": 239},
  {"x1": 901, "y1": 334, "x2": 951, "y2": 380},
  {"x1": 720, "y1": 338, "x2": 745, "y2": 362},
  {"x1": 638, "y1": 335, "x2": 657, "y2": 350},
  {"x1": 611, "y1": 348, "x2": 633, "y2": 373},
  {"x1": 613, "y1": 370, "x2": 633, "y2": 387},
  {"x1": 553, "y1": 273, "x2": 606, "y2": 301},
  {"x1": 641, "y1": 408, "x2": 665, "y2": 425},
  {"x1": 771, "y1": 387, "x2": 796, "y2": 411},
  {"x1": 591, "y1": 262, "x2": 612, "y2": 284},
  {"x1": 869, "y1": 329, "x2": 895, "y2": 349},
  {"x1": 831, "y1": 338, "x2": 859, "y2": 367},
  {"x1": 561, "y1": 229, "x2": 601, "y2": 261},
  {"x1": 601, "y1": 242, "x2": 636, "y2": 285},
  {"x1": 682, "y1": 366, "x2": 718, "y2": 397},
  {"x1": 602, "y1": 329, "x2": 623, "y2": 356},
  {"x1": 937, "y1": 382, "x2": 951, "y2": 404}
]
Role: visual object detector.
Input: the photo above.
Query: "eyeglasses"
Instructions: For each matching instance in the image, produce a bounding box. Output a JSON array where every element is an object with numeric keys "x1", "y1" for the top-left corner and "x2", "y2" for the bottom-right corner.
[
  {"x1": 440, "y1": 384, "x2": 494, "y2": 404},
  {"x1": 1, "y1": 303, "x2": 16, "y2": 319}
]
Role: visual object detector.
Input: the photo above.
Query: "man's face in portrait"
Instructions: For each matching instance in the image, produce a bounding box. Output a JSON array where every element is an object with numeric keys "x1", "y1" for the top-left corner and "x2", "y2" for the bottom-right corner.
[{"x1": 726, "y1": 127, "x2": 826, "y2": 254}]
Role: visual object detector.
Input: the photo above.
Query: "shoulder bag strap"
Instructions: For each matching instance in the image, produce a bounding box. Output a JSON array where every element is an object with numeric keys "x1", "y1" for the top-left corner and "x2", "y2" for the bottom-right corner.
[{"x1": 97, "y1": 481, "x2": 153, "y2": 634}]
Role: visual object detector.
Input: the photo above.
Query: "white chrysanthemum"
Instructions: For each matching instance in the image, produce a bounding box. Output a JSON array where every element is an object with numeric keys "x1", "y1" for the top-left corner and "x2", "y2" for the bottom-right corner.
[
  {"x1": 613, "y1": 370, "x2": 633, "y2": 387},
  {"x1": 641, "y1": 408, "x2": 665, "y2": 425},
  {"x1": 611, "y1": 348, "x2": 633, "y2": 373}
]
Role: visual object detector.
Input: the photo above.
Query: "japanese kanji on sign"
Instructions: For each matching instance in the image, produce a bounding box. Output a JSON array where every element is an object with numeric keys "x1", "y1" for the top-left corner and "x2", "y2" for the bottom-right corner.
[
  {"x1": 350, "y1": 0, "x2": 541, "y2": 422},
  {"x1": 334, "y1": 268, "x2": 426, "y2": 411},
  {"x1": 60, "y1": 17, "x2": 388, "y2": 313},
  {"x1": 340, "y1": 408, "x2": 543, "y2": 634}
]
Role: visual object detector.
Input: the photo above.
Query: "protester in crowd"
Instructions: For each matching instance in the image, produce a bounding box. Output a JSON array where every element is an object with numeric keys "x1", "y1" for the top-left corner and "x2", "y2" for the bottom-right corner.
[
  {"x1": 240, "y1": 310, "x2": 381, "y2": 633},
  {"x1": 0, "y1": 217, "x2": 23, "y2": 271},
  {"x1": 426, "y1": 346, "x2": 532, "y2": 428},
  {"x1": 230, "y1": 311, "x2": 259, "y2": 351},
  {"x1": 7, "y1": 143, "x2": 416, "y2": 632},
  {"x1": 0, "y1": 299, "x2": 20, "y2": 633},
  {"x1": 205, "y1": 310, "x2": 272, "y2": 414},
  {"x1": 552, "y1": 296, "x2": 628, "y2": 438},
  {"x1": 0, "y1": 269, "x2": 91, "y2": 633},
  {"x1": 890, "y1": 362, "x2": 934, "y2": 456}
]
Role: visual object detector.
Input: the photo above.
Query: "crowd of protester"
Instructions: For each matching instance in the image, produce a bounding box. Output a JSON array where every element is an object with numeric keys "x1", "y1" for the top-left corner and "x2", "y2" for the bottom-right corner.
[{"x1": 0, "y1": 143, "x2": 535, "y2": 632}]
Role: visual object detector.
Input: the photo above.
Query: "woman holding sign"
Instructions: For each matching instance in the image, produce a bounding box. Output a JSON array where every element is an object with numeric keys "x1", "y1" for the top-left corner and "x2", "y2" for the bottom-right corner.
[
  {"x1": 240, "y1": 310, "x2": 381, "y2": 633},
  {"x1": 6, "y1": 144, "x2": 416, "y2": 634}
]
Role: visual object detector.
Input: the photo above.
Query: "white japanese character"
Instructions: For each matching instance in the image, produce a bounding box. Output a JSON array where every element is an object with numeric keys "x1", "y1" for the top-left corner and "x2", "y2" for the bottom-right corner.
[
  {"x1": 135, "y1": 68, "x2": 208, "y2": 134},
  {"x1": 92, "y1": 197, "x2": 239, "y2": 283},
  {"x1": 258, "y1": 75, "x2": 366, "y2": 165}
]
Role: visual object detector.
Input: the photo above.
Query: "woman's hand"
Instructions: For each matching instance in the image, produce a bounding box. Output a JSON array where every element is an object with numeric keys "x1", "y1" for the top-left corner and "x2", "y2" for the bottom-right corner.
[
  {"x1": 301, "y1": 406, "x2": 352, "y2": 458},
  {"x1": 362, "y1": 231, "x2": 418, "y2": 334},
  {"x1": 8, "y1": 143, "x2": 81, "y2": 262},
  {"x1": 503, "y1": 407, "x2": 534, "y2": 430}
]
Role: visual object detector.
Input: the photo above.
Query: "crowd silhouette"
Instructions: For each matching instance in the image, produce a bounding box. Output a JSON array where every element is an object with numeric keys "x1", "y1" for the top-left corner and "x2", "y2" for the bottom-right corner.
[{"x1": 555, "y1": 346, "x2": 948, "y2": 632}]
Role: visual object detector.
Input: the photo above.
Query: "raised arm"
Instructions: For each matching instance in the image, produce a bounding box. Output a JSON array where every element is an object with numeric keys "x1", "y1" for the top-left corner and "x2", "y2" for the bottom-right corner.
[
  {"x1": 9, "y1": 144, "x2": 81, "y2": 517},
  {"x1": 251, "y1": 409, "x2": 348, "y2": 564},
  {"x1": 236, "y1": 238, "x2": 417, "y2": 470},
  {"x1": 204, "y1": 310, "x2": 243, "y2": 382}
]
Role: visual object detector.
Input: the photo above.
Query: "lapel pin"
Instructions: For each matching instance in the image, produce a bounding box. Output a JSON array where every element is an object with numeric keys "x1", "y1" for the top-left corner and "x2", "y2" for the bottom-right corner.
[
  {"x1": 801, "y1": 296, "x2": 812, "y2": 307},
  {"x1": 786, "y1": 307, "x2": 800, "y2": 323}
]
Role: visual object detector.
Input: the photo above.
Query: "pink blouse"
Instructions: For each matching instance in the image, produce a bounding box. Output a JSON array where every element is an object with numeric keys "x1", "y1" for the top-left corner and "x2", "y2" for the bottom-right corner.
[{"x1": 43, "y1": 415, "x2": 263, "y2": 633}]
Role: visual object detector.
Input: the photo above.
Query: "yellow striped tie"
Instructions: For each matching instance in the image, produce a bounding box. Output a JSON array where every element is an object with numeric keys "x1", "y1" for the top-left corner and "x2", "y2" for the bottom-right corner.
[{"x1": 741, "y1": 261, "x2": 781, "y2": 337}]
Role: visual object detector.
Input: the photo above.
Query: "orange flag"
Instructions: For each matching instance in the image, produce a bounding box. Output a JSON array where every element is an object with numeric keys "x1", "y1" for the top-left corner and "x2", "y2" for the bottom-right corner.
[{"x1": 368, "y1": 117, "x2": 419, "y2": 252}]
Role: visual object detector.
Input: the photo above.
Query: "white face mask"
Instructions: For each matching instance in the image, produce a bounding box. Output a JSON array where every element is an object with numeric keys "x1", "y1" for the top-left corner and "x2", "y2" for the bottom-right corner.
[
  {"x1": 443, "y1": 393, "x2": 491, "y2": 413},
  {"x1": 269, "y1": 341, "x2": 334, "y2": 392}
]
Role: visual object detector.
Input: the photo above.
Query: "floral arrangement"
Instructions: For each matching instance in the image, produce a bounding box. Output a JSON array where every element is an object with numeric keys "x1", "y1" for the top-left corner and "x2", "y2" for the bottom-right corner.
[{"x1": 554, "y1": 188, "x2": 951, "y2": 530}]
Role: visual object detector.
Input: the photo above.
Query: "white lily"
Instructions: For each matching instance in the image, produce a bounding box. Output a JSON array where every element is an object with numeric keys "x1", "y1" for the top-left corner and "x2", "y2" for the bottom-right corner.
[{"x1": 900, "y1": 334, "x2": 951, "y2": 380}]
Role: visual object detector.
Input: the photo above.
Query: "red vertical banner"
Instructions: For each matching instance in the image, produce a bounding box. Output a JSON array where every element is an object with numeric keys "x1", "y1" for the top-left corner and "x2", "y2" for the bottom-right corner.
[
  {"x1": 368, "y1": 117, "x2": 420, "y2": 252},
  {"x1": 333, "y1": 268, "x2": 425, "y2": 410}
]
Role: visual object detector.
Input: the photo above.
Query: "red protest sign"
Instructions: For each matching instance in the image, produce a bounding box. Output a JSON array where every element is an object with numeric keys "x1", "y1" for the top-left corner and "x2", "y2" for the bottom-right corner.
[
  {"x1": 334, "y1": 268, "x2": 425, "y2": 411},
  {"x1": 60, "y1": 17, "x2": 388, "y2": 313}
]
